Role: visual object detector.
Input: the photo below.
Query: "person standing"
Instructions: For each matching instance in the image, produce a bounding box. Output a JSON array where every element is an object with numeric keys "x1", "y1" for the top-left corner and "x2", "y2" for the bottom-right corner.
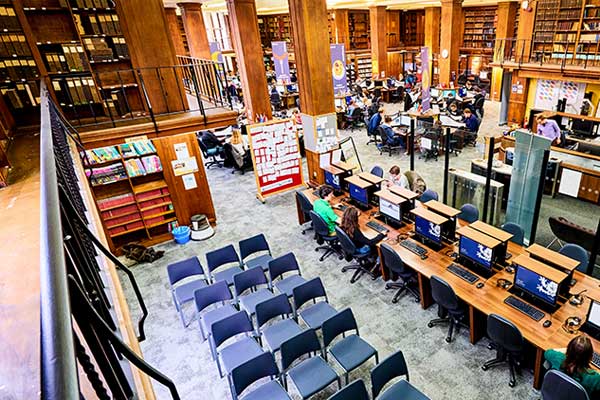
[{"x1": 536, "y1": 113, "x2": 562, "y2": 145}]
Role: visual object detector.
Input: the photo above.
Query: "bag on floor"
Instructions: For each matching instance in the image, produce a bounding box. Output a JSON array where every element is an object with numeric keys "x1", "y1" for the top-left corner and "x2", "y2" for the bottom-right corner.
[{"x1": 121, "y1": 243, "x2": 165, "y2": 263}]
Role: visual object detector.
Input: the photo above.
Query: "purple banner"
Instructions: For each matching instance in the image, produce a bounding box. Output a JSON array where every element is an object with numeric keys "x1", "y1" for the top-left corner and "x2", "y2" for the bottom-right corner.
[
  {"x1": 330, "y1": 44, "x2": 348, "y2": 96},
  {"x1": 209, "y1": 42, "x2": 223, "y2": 63},
  {"x1": 421, "y1": 46, "x2": 431, "y2": 113},
  {"x1": 272, "y1": 41, "x2": 291, "y2": 84}
]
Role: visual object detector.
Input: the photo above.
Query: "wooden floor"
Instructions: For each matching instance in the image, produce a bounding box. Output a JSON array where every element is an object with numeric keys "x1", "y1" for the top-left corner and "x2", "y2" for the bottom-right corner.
[{"x1": 0, "y1": 135, "x2": 40, "y2": 399}]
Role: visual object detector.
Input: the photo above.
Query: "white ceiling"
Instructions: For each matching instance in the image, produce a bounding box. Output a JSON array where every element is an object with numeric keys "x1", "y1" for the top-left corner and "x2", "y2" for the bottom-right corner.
[{"x1": 165, "y1": 0, "x2": 507, "y2": 14}]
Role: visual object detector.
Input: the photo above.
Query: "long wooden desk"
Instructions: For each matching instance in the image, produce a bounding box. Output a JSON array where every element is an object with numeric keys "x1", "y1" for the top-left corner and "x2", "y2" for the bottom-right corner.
[{"x1": 297, "y1": 188, "x2": 600, "y2": 389}]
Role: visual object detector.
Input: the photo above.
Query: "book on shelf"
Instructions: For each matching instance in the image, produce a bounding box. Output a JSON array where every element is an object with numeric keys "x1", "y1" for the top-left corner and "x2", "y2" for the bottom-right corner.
[
  {"x1": 130, "y1": 139, "x2": 156, "y2": 155},
  {"x1": 84, "y1": 145, "x2": 121, "y2": 164},
  {"x1": 141, "y1": 155, "x2": 162, "y2": 174},
  {"x1": 124, "y1": 158, "x2": 146, "y2": 177},
  {"x1": 136, "y1": 187, "x2": 169, "y2": 201},
  {"x1": 0, "y1": 6, "x2": 19, "y2": 31},
  {"x1": 119, "y1": 142, "x2": 137, "y2": 158},
  {"x1": 86, "y1": 162, "x2": 127, "y2": 185},
  {"x1": 97, "y1": 192, "x2": 135, "y2": 210},
  {"x1": 0, "y1": 34, "x2": 31, "y2": 57}
]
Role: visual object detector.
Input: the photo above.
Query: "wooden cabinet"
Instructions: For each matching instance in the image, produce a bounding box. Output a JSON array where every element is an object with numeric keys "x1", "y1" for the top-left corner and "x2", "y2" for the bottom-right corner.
[{"x1": 578, "y1": 173, "x2": 600, "y2": 203}]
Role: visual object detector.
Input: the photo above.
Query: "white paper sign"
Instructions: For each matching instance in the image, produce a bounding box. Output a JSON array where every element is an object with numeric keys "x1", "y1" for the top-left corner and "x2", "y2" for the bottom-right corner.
[
  {"x1": 174, "y1": 143, "x2": 189, "y2": 160},
  {"x1": 182, "y1": 173, "x2": 197, "y2": 190},
  {"x1": 172, "y1": 157, "x2": 199, "y2": 176},
  {"x1": 558, "y1": 168, "x2": 582, "y2": 197}
]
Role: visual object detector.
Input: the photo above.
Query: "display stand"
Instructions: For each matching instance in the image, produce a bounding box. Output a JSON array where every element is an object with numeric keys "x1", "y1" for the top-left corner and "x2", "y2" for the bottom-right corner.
[{"x1": 247, "y1": 119, "x2": 304, "y2": 202}]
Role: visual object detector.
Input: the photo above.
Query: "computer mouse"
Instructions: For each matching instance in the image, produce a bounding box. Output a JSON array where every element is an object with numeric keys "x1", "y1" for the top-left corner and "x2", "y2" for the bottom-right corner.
[
  {"x1": 543, "y1": 320, "x2": 552, "y2": 328},
  {"x1": 420, "y1": 254, "x2": 428, "y2": 260},
  {"x1": 476, "y1": 282, "x2": 484, "y2": 289}
]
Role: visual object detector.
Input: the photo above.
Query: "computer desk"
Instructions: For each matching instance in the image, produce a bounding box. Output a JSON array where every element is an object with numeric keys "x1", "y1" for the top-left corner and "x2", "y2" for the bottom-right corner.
[{"x1": 297, "y1": 188, "x2": 600, "y2": 389}]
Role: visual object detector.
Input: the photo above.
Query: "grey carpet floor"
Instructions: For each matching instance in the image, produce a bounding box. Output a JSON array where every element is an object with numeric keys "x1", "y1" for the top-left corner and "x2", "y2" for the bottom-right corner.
[{"x1": 120, "y1": 100, "x2": 599, "y2": 400}]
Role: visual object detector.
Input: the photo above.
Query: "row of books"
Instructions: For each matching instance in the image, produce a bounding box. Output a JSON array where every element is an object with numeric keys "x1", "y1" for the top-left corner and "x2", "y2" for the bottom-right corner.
[
  {"x1": 83, "y1": 37, "x2": 115, "y2": 62},
  {"x1": 558, "y1": 9, "x2": 581, "y2": 19},
  {"x1": 106, "y1": 212, "x2": 142, "y2": 230},
  {"x1": 127, "y1": 139, "x2": 156, "y2": 156},
  {"x1": 584, "y1": 8, "x2": 600, "y2": 18},
  {"x1": 124, "y1": 156, "x2": 163, "y2": 177},
  {"x1": 136, "y1": 187, "x2": 170, "y2": 201},
  {"x1": 87, "y1": 162, "x2": 128, "y2": 186},
  {"x1": 141, "y1": 204, "x2": 173, "y2": 219},
  {"x1": 91, "y1": 14, "x2": 122, "y2": 36},
  {"x1": 0, "y1": 34, "x2": 31, "y2": 58},
  {"x1": 108, "y1": 220, "x2": 144, "y2": 237},
  {"x1": 62, "y1": 45, "x2": 87, "y2": 71},
  {"x1": 52, "y1": 77, "x2": 102, "y2": 106},
  {"x1": 97, "y1": 192, "x2": 135, "y2": 211},
  {"x1": 100, "y1": 204, "x2": 139, "y2": 220},
  {"x1": 138, "y1": 196, "x2": 172, "y2": 211},
  {"x1": 0, "y1": 6, "x2": 18, "y2": 31},
  {"x1": 70, "y1": 0, "x2": 113, "y2": 9},
  {"x1": 0, "y1": 83, "x2": 39, "y2": 110},
  {"x1": 84, "y1": 145, "x2": 121, "y2": 164},
  {"x1": 112, "y1": 37, "x2": 129, "y2": 59},
  {"x1": 0, "y1": 59, "x2": 38, "y2": 82}
]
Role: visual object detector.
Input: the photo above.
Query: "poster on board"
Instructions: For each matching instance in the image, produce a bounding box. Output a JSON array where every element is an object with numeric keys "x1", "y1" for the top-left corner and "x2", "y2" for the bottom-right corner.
[{"x1": 247, "y1": 119, "x2": 304, "y2": 202}]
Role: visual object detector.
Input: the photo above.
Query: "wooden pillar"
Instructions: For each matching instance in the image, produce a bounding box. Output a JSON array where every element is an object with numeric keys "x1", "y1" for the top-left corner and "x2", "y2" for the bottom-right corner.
[
  {"x1": 289, "y1": 0, "x2": 335, "y2": 184},
  {"x1": 516, "y1": 0, "x2": 537, "y2": 62},
  {"x1": 178, "y1": 2, "x2": 211, "y2": 59},
  {"x1": 490, "y1": 1, "x2": 518, "y2": 101},
  {"x1": 165, "y1": 6, "x2": 187, "y2": 57},
  {"x1": 370, "y1": 6, "x2": 387, "y2": 79},
  {"x1": 439, "y1": 0, "x2": 463, "y2": 86},
  {"x1": 424, "y1": 7, "x2": 441, "y2": 54},
  {"x1": 226, "y1": 0, "x2": 271, "y2": 121},
  {"x1": 507, "y1": 73, "x2": 529, "y2": 125},
  {"x1": 333, "y1": 9, "x2": 350, "y2": 47},
  {"x1": 116, "y1": 0, "x2": 188, "y2": 114}
]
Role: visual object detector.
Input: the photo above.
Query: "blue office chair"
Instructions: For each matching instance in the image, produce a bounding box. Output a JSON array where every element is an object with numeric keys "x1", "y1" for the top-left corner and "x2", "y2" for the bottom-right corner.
[
  {"x1": 322, "y1": 308, "x2": 378, "y2": 385},
  {"x1": 541, "y1": 369, "x2": 589, "y2": 400},
  {"x1": 310, "y1": 210, "x2": 343, "y2": 262},
  {"x1": 481, "y1": 314, "x2": 524, "y2": 387},
  {"x1": 255, "y1": 293, "x2": 304, "y2": 353},
  {"x1": 420, "y1": 189, "x2": 438, "y2": 203},
  {"x1": 370, "y1": 165, "x2": 384, "y2": 178},
  {"x1": 268, "y1": 252, "x2": 307, "y2": 298},
  {"x1": 327, "y1": 379, "x2": 369, "y2": 400},
  {"x1": 459, "y1": 203, "x2": 479, "y2": 224},
  {"x1": 233, "y1": 267, "x2": 275, "y2": 318},
  {"x1": 230, "y1": 352, "x2": 291, "y2": 400},
  {"x1": 381, "y1": 243, "x2": 420, "y2": 303},
  {"x1": 559, "y1": 244, "x2": 590, "y2": 273},
  {"x1": 370, "y1": 350, "x2": 429, "y2": 400},
  {"x1": 167, "y1": 256, "x2": 208, "y2": 327},
  {"x1": 296, "y1": 191, "x2": 314, "y2": 235},
  {"x1": 293, "y1": 277, "x2": 337, "y2": 331},
  {"x1": 239, "y1": 233, "x2": 273, "y2": 272},
  {"x1": 335, "y1": 226, "x2": 378, "y2": 284},
  {"x1": 501, "y1": 222, "x2": 525, "y2": 246},
  {"x1": 206, "y1": 244, "x2": 244, "y2": 285},
  {"x1": 194, "y1": 280, "x2": 236, "y2": 344},
  {"x1": 280, "y1": 329, "x2": 341, "y2": 399}
]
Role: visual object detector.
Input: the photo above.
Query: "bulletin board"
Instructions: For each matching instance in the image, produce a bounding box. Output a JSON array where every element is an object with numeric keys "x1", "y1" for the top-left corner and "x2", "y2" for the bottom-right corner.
[
  {"x1": 534, "y1": 79, "x2": 587, "y2": 112},
  {"x1": 247, "y1": 119, "x2": 305, "y2": 202},
  {"x1": 301, "y1": 113, "x2": 339, "y2": 153}
]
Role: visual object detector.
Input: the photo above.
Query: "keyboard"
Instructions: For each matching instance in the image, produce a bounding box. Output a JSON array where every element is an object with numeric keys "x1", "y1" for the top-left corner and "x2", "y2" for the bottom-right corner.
[
  {"x1": 504, "y1": 295, "x2": 545, "y2": 322},
  {"x1": 337, "y1": 204, "x2": 348, "y2": 212},
  {"x1": 447, "y1": 263, "x2": 479, "y2": 284},
  {"x1": 366, "y1": 220, "x2": 388, "y2": 234},
  {"x1": 592, "y1": 352, "x2": 600, "y2": 369},
  {"x1": 399, "y1": 239, "x2": 428, "y2": 257}
]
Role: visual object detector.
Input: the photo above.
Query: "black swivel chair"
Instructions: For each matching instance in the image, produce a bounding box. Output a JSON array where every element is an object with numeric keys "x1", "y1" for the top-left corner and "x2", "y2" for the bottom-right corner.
[
  {"x1": 198, "y1": 137, "x2": 224, "y2": 169},
  {"x1": 310, "y1": 211, "x2": 343, "y2": 262},
  {"x1": 427, "y1": 276, "x2": 467, "y2": 343},
  {"x1": 473, "y1": 96, "x2": 485, "y2": 119},
  {"x1": 541, "y1": 369, "x2": 590, "y2": 400},
  {"x1": 481, "y1": 314, "x2": 524, "y2": 387},
  {"x1": 380, "y1": 243, "x2": 420, "y2": 304},
  {"x1": 296, "y1": 191, "x2": 314, "y2": 235},
  {"x1": 270, "y1": 91, "x2": 282, "y2": 111},
  {"x1": 345, "y1": 107, "x2": 365, "y2": 131},
  {"x1": 334, "y1": 226, "x2": 378, "y2": 284}
]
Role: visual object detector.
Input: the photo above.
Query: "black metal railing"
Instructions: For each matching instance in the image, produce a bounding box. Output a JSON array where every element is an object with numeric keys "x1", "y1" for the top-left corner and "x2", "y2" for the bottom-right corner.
[
  {"x1": 40, "y1": 81, "x2": 180, "y2": 399},
  {"x1": 176, "y1": 55, "x2": 233, "y2": 109}
]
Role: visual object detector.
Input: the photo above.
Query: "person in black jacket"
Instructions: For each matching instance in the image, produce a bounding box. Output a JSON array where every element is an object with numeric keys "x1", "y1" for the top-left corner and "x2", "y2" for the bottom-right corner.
[{"x1": 340, "y1": 206, "x2": 385, "y2": 255}]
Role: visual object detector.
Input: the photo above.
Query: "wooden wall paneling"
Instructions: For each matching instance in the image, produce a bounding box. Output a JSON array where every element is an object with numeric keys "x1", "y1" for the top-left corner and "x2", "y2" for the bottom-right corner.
[
  {"x1": 387, "y1": 10, "x2": 401, "y2": 48},
  {"x1": 507, "y1": 72, "x2": 528, "y2": 125},
  {"x1": 439, "y1": 0, "x2": 463, "y2": 85},
  {"x1": 424, "y1": 7, "x2": 441, "y2": 54},
  {"x1": 178, "y1": 2, "x2": 211, "y2": 59},
  {"x1": 305, "y1": 149, "x2": 324, "y2": 185},
  {"x1": 370, "y1": 6, "x2": 387, "y2": 78},
  {"x1": 334, "y1": 9, "x2": 350, "y2": 47},
  {"x1": 153, "y1": 132, "x2": 217, "y2": 224},
  {"x1": 387, "y1": 52, "x2": 401, "y2": 79},
  {"x1": 490, "y1": 2, "x2": 517, "y2": 101},
  {"x1": 165, "y1": 6, "x2": 188, "y2": 57},
  {"x1": 578, "y1": 174, "x2": 600, "y2": 203},
  {"x1": 515, "y1": 0, "x2": 536, "y2": 61}
]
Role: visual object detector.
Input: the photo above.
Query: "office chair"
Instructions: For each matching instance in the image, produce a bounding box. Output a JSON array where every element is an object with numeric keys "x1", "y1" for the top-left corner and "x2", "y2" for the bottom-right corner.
[
  {"x1": 541, "y1": 369, "x2": 590, "y2": 400},
  {"x1": 345, "y1": 107, "x2": 365, "y2": 131},
  {"x1": 366, "y1": 114, "x2": 381, "y2": 145},
  {"x1": 334, "y1": 226, "x2": 378, "y2": 284},
  {"x1": 418, "y1": 128, "x2": 440, "y2": 162},
  {"x1": 420, "y1": 189, "x2": 438, "y2": 203},
  {"x1": 296, "y1": 191, "x2": 314, "y2": 235},
  {"x1": 559, "y1": 244, "x2": 590, "y2": 273},
  {"x1": 481, "y1": 313, "x2": 524, "y2": 387},
  {"x1": 427, "y1": 275, "x2": 467, "y2": 343},
  {"x1": 370, "y1": 350, "x2": 429, "y2": 400},
  {"x1": 459, "y1": 203, "x2": 479, "y2": 224},
  {"x1": 377, "y1": 126, "x2": 404, "y2": 157},
  {"x1": 473, "y1": 96, "x2": 485, "y2": 119},
  {"x1": 166, "y1": 256, "x2": 208, "y2": 327},
  {"x1": 327, "y1": 379, "x2": 369, "y2": 400},
  {"x1": 198, "y1": 137, "x2": 224, "y2": 169},
  {"x1": 230, "y1": 352, "x2": 291, "y2": 400},
  {"x1": 501, "y1": 222, "x2": 525, "y2": 246},
  {"x1": 310, "y1": 211, "x2": 343, "y2": 262},
  {"x1": 380, "y1": 243, "x2": 420, "y2": 303},
  {"x1": 370, "y1": 165, "x2": 384, "y2": 178},
  {"x1": 270, "y1": 91, "x2": 282, "y2": 111}
]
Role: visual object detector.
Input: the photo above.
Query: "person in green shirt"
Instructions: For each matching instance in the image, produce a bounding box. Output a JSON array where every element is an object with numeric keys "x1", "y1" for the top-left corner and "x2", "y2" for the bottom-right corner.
[
  {"x1": 313, "y1": 185, "x2": 339, "y2": 235},
  {"x1": 544, "y1": 335, "x2": 600, "y2": 397}
]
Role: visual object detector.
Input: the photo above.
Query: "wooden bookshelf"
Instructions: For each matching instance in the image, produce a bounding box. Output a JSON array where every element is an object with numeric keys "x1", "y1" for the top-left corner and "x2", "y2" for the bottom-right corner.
[
  {"x1": 257, "y1": 13, "x2": 293, "y2": 50},
  {"x1": 401, "y1": 10, "x2": 424, "y2": 47},
  {"x1": 462, "y1": 6, "x2": 498, "y2": 52},
  {"x1": 387, "y1": 10, "x2": 401, "y2": 48},
  {"x1": 349, "y1": 10, "x2": 370, "y2": 50},
  {"x1": 176, "y1": 14, "x2": 190, "y2": 56}
]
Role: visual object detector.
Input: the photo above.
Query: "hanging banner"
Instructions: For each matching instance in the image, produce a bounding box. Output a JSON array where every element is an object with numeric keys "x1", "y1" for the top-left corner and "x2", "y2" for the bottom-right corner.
[
  {"x1": 330, "y1": 44, "x2": 348, "y2": 96},
  {"x1": 272, "y1": 41, "x2": 291, "y2": 84},
  {"x1": 421, "y1": 46, "x2": 431, "y2": 112},
  {"x1": 209, "y1": 42, "x2": 223, "y2": 63}
]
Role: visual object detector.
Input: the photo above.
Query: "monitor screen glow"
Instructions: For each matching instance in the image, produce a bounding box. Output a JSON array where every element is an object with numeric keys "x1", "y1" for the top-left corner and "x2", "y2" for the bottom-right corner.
[
  {"x1": 587, "y1": 300, "x2": 600, "y2": 329},
  {"x1": 514, "y1": 264, "x2": 560, "y2": 305},
  {"x1": 415, "y1": 215, "x2": 442, "y2": 245},
  {"x1": 325, "y1": 171, "x2": 341, "y2": 190},
  {"x1": 349, "y1": 183, "x2": 368, "y2": 205},
  {"x1": 380, "y1": 198, "x2": 401, "y2": 222},
  {"x1": 459, "y1": 235, "x2": 493, "y2": 270}
]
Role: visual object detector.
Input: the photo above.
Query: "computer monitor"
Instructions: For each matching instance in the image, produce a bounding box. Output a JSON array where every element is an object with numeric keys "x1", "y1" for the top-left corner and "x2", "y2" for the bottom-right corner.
[
  {"x1": 513, "y1": 263, "x2": 561, "y2": 307},
  {"x1": 324, "y1": 170, "x2": 341, "y2": 191},
  {"x1": 334, "y1": 99, "x2": 343, "y2": 109},
  {"x1": 571, "y1": 118, "x2": 595, "y2": 137},
  {"x1": 379, "y1": 197, "x2": 401, "y2": 223},
  {"x1": 430, "y1": 88, "x2": 440, "y2": 98},
  {"x1": 414, "y1": 214, "x2": 442, "y2": 246},
  {"x1": 459, "y1": 234, "x2": 494, "y2": 271},
  {"x1": 586, "y1": 299, "x2": 600, "y2": 330},
  {"x1": 349, "y1": 183, "x2": 369, "y2": 207},
  {"x1": 374, "y1": 80, "x2": 384, "y2": 88}
]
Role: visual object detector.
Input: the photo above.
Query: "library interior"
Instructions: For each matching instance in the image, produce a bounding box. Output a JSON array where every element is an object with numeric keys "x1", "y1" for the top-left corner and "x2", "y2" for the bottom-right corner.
[{"x1": 4, "y1": 0, "x2": 600, "y2": 399}]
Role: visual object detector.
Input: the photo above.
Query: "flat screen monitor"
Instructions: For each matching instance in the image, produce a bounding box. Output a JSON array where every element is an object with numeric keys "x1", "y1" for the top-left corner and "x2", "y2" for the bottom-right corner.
[
  {"x1": 459, "y1": 234, "x2": 494, "y2": 271},
  {"x1": 324, "y1": 171, "x2": 341, "y2": 191},
  {"x1": 349, "y1": 183, "x2": 369, "y2": 206},
  {"x1": 374, "y1": 80, "x2": 384, "y2": 88},
  {"x1": 586, "y1": 299, "x2": 600, "y2": 331},
  {"x1": 430, "y1": 88, "x2": 440, "y2": 98},
  {"x1": 334, "y1": 99, "x2": 343, "y2": 109},
  {"x1": 571, "y1": 118, "x2": 594, "y2": 136},
  {"x1": 414, "y1": 214, "x2": 442, "y2": 246},
  {"x1": 514, "y1": 263, "x2": 560, "y2": 306},
  {"x1": 379, "y1": 197, "x2": 401, "y2": 222}
]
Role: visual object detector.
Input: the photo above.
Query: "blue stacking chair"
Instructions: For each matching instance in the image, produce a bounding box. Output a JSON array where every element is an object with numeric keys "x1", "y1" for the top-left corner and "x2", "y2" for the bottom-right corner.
[
  {"x1": 240, "y1": 233, "x2": 273, "y2": 272},
  {"x1": 327, "y1": 379, "x2": 369, "y2": 400},
  {"x1": 501, "y1": 222, "x2": 524, "y2": 246},
  {"x1": 371, "y1": 350, "x2": 430, "y2": 400},
  {"x1": 194, "y1": 281, "x2": 237, "y2": 345},
  {"x1": 459, "y1": 203, "x2": 479, "y2": 223},
  {"x1": 293, "y1": 277, "x2": 337, "y2": 331},
  {"x1": 419, "y1": 189, "x2": 438, "y2": 203},
  {"x1": 210, "y1": 311, "x2": 264, "y2": 382},
  {"x1": 281, "y1": 329, "x2": 340, "y2": 399},
  {"x1": 255, "y1": 293, "x2": 303, "y2": 354},
  {"x1": 233, "y1": 267, "x2": 275, "y2": 318},
  {"x1": 268, "y1": 253, "x2": 307, "y2": 298},
  {"x1": 206, "y1": 244, "x2": 244, "y2": 285},
  {"x1": 167, "y1": 256, "x2": 208, "y2": 327},
  {"x1": 559, "y1": 244, "x2": 590, "y2": 273},
  {"x1": 370, "y1": 165, "x2": 384, "y2": 178},
  {"x1": 322, "y1": 308, "x2": 379, "y2": 385},
  {"x1": 230, "y1": 352, "x2": 291, "y2": 400},
  {"x1": 541, "y1": 369, "x2": 589, "y2": 400}
]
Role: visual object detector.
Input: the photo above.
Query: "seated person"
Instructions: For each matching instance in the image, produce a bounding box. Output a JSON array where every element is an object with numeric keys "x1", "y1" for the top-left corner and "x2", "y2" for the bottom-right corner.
[
  {"x1": 229, "y1": 128, "x2": 248, "y2": 169},
  {"x1": 387, "y1": 165, "x2": 410, "y2": 190},
  {"x1": 444, "y1": 93, "x2": 457, "y2": 110},
  {"x1": 545, "y1": 335, "x2": 600, "y2": 397},
  {"x1": 367, "y1": 107, "x2": 384, "y2": 135},
  {"x1": 340, "y1": 206, "x2": 385, "y2": 255},
  {"x1": 346, "y1": 99, "x2": 357, "y2": 116},
  {"x1": 313, "y1": 185, "x2": 340, "y2": 235},
  {"x1": 462, "y1": 108, "x2": 480, "y2": 133},
  {"x1": 200, "y1": 130, "x2": 224, "y2": 149},
  {"x1": 292, "y1": 109, "x2": 302, "y2": 125},
  {"x1": 536, "y1": 113, "x2": 561, "y2": 146},
  {"x1": 380, "y1": 115, "x2": 406, "y2": 148},
  {"x1": 404, "y1": 170, "x2": 427, "y2": 195},
  {"x1": 447, "y1": 101, "x2": 461, "y2": 118}
]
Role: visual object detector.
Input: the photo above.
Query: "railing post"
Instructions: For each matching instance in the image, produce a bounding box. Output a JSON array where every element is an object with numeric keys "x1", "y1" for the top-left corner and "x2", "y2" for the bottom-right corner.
[
  {"x1": 136, "y1": 69, "x2": 159, "y2": 133},
  {"x1": 482, "y1": 136, "x2": 495, "y2": 223},
  {"x1": 188, "y1": 63, "x2": 206, "y2": 120}
]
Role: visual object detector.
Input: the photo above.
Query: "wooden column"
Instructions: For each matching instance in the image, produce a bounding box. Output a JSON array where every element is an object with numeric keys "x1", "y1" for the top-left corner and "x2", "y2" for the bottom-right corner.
[
  {"x1": 439, "y1": 0, "x2": 463, "y2": 86},
  {"x1": 288, "y1": 0, "x2": 335, "y2": 184},
  {"x1": 178, "y1": 2, "x2": 211, "y2": 59},
  {"x1": 165, "y1": 6, "x2": 187, "y2": 57},
  {"x1": 116, "y1": 0, "x2": 188, "y2": 113},
  {"x1": 490, "y1": 1, "x2": 518, "y2": 101},
  {"x1": 370, "y1": 5, "x2": 387, "y2": 79},
  {"x1": 226, "y1": 0, "x2": 271, "y2": 121},
  {"x1": 333, "y1": 9, "x2": 350, "y2": 47},
  {"x1": 507, "y1": 73, "x2": 529, "y2": 125},
  {"x1": 424, "y1": 7, "x2": 441, "y2": 54}
]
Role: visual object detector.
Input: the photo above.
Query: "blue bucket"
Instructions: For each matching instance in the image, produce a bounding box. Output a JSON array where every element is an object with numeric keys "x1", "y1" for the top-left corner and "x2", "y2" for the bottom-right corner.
[{"x1": 172, "y1": 226, "x2": 191, "y2": 244}]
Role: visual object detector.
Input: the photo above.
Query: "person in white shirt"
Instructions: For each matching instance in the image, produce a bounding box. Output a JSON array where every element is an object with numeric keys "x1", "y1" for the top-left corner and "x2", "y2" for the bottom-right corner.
[{"x1": 386, "y1": 165, "x2": 410, "y2": 189}]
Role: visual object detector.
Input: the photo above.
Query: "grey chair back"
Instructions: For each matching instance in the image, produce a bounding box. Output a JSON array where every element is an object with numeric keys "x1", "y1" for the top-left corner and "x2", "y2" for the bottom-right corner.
[
  {"x1": 501, "y1": 222, "x2": 524, "y2": 246},
  {"x1": 380, "y1": 243, "x2": 408, "y2": 276},
  {"x1": 430, "y1": 275, "x2": 460, "y2": 312},
  {"x1": 487, "y1": 314, "x2": 523, "y2": 354},
  {"x1": 310, "y1": 210, "x2": 331, "y2": 238},
  {"x1": 559, "y1": 244, "x2": 590, "y2": 273},
  {"x1": 334, "y1": 226, "x2": 357, "y2": 259},
  {"x1": 541, "y1": 369, "x2": 589, "y2": 400}
]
